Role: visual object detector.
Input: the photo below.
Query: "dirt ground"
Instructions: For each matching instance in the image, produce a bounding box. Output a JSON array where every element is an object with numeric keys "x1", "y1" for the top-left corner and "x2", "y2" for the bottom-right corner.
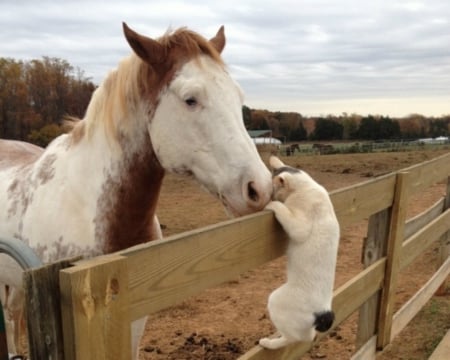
[{"x1": 139, "y1": 149, "x2": 450, "y2": 360}]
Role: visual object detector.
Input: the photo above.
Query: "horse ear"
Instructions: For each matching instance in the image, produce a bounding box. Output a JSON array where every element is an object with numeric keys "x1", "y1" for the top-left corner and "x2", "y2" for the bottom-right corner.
[
  {"x1": 123, "y1": 22, "x2": 165, "y2": 64},
  {"x1": 269, "y1": 156, "x2": 284, "y2": 170},
  {"x1": 209, "y1": 25, "x2": 226, "y2": 53}
]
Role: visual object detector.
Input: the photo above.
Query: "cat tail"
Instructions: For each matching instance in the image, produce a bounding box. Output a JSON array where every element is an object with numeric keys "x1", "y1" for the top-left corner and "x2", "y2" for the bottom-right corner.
[{"x1": 314, "y1": 310, "x2": 335, "y2": 332}]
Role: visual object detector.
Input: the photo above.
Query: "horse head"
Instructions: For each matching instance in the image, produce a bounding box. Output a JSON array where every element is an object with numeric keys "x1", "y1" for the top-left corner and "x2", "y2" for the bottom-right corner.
[{"x1": 123, "y1": 24, "x2": 272, "y2": 216}]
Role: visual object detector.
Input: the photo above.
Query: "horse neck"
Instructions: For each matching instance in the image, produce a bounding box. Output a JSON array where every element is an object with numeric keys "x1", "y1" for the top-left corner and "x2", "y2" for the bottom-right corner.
[
  {"x1": 71, "y1": 58, "x2": 165, "y2": 253},
  {"x1": 93, "y1": 140, "x2": 165, "y2": 254}
]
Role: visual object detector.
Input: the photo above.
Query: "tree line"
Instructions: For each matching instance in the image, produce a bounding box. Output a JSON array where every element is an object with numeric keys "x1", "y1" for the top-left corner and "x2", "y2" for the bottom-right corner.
[
  {"x1": 0, "y1": 57, "x2": 95, "y2": 146},
  {"x1": 1, "y1": 56, "x2": 449, "y2": 147},
  {"x1": 243, "y1": 106, "x2": 450, "y2": 142}
]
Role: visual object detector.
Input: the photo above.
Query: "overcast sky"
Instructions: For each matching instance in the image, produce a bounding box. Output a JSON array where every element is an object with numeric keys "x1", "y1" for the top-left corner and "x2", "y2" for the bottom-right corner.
[{"x1": 1, "y1": 0, "x2": 450, "y2": 117}]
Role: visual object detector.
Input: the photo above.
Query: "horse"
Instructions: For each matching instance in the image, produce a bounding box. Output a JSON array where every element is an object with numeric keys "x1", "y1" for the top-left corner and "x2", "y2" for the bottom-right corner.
[
  {"x1": 0, "y1": 23, "x2": 273, "y2": 359},
  {"x1": 284, "y1": 143, "x2": 301, "y2": 156},
  {"x1": 289, "y1": 143, "x2": 301, "y2": 154},
  {"x1": 312, "y1": 143, "x2": 334, "y2": 155}
]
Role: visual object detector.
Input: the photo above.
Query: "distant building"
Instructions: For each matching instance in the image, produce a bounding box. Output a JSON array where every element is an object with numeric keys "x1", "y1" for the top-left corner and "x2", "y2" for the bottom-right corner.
[
  {"x1": 247, "y1": 130, "x2": 282, "y2": 145},
  {"x1": 418, "y1": 136, "x2": 449, "y2": 144}
]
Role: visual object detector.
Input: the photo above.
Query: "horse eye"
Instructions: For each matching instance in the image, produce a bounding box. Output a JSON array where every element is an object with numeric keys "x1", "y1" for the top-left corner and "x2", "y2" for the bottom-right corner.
[{"x1": 185, "y1": 97, "x2": 197, "y2": 107}]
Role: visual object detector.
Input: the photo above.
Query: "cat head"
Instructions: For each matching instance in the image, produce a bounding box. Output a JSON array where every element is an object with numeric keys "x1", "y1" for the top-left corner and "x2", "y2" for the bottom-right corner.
[{"x1": 268, "y1": 156, "x2": 304, "y2": 202}]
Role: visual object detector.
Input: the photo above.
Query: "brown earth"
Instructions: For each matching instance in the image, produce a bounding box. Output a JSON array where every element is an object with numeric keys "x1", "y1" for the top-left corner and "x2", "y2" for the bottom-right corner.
[{"x1": 139, "y1": 149, "x2": 450, "y2": 360}]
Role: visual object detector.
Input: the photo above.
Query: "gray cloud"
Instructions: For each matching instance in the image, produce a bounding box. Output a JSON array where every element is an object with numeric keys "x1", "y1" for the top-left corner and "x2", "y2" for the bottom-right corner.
[{"x1": 1, "y1": 0, "x2": 449, "y2": 116}]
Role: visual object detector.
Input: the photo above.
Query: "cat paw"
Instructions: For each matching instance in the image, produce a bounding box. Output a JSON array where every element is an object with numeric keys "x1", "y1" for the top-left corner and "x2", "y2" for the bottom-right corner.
[{"x1": 265, "y1": 201, "x2": 282, "y2": 212}]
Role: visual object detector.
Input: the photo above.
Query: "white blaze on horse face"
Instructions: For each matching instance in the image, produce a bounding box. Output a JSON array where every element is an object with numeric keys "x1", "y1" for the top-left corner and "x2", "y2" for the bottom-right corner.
[{"x1": 149, "y1": 55, "x2": 272, "y2": 215}]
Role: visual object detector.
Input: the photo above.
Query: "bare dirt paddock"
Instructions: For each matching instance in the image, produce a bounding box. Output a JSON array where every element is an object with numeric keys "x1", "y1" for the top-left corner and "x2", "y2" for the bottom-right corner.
[{"x1": 139, "y1": 149, "x2": 450, "y2": 360}]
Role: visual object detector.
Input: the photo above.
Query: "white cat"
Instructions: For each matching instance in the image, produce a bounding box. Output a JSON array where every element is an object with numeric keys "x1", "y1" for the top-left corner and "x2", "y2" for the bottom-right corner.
[{"x1": 259, "y1": 156, "x2": 340, "y2": 350}]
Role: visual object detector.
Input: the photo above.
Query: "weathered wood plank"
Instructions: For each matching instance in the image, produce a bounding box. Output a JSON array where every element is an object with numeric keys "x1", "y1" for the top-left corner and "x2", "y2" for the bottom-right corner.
[
  {"x1": 404, "y1": 198, "x2": 444, "y2": 239},
  {"x1": 330, "y1": 174, "x2": 396, "y2": 227},
  {"x1": 400, "y1": 209, "x2": 450, "y2": 270},
  {"x1": 238, "y1": 259, "x2": 385, "y2": 360},
  {"x1": 403, "y1": 153, "x2": 450, "y2": 194},
  {"x1": 356, "y1": 211, "x2": 389, "y2": 347},
  {"x1": 121, "y1": 211, "x2": 287, "y2": 320},
  {"x1": 356, "y1": 209, "x2": 390, "y2": 348},
  {"x1": 351, "y1": 335, "x2": 377, "y2": 360},
  {"x1": 330, "y1": 152, "x2": 450, "y2": 227},
  {"x1": 391, "y1": 256, "x2": 450, "y2": 341},
  {"x1": 60, "y1": 254, "x2": 131, "y2": 360},
  {"x1": 333, "y1": 259, "x2": 385, "y2": 326},
  {"x1": 377, "y1": 172, "x2": 411, "y2": 349},
  {"x1": 23, "y1": 256, "x2": 80, "y2": 360},
  {"x1": 436, "y1": 176, "x2": 450, "y2": 295},
  {"x1": 429, "y1": 330, "x2": 450, "y2": 360}
]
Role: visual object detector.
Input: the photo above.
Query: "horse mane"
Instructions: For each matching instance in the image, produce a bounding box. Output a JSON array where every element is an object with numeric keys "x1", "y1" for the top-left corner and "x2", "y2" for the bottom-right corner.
[
  {"x1": 157, "y1": 27, "x2": 224, "y2": 66},
  {"x1": 69, "y1": 27, "x2": 224, "y2": 147}
]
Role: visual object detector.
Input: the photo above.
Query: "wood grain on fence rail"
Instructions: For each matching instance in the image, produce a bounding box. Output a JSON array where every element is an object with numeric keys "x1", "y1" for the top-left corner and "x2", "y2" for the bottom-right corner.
[
  {"x1": 60, "y1": 254, "x2": 131, "y2": 360},
  {"x1": 391, "y1": 256, "x2": 450, "y2": 341},
  {"x1": 121, "y1": 212, "x2": 287, "y2": 320},
  {"x1": 403, "y1": 198, "x2": 445, "y2": 239},
  {"x1": 400, "y1": 209, "x2": 450, "y2": 270},
  {"x1": 24, "y1": 257, "x2": 80, "y2": 360},
  {"x1": 357, "y1": 208, "x2": 390, "y2": 348},
  {"x1": 404, "y1": 153, "x2": 450, "y2": 194},
  {"x1": 377, "y1": 172, "x2": 410, "y2": 349},
  {"x1": 329, "y1": 174, "x2": 395, "y2": 227}
]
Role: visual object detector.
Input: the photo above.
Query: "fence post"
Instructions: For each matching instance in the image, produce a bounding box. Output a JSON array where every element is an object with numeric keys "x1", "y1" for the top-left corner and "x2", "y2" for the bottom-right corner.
[
  {"x1": 356, "y1": 208, "x2": 390, "y2": 348},
  {"x1": 24, "y1": 256, "x2": 81, "y2": 360},
  {"x1": 377, "y1": 172, "x2": 411, "y2": 350},
  {"x1": 436, "y1": 176, "x2": 450, "y2": 295},
  {"x1": 59, "y1": 254, "x2": 131, "y2": 360}
]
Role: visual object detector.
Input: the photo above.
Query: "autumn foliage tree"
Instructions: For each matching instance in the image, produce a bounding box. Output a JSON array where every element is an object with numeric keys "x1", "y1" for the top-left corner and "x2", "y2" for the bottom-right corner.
[
  {"x1": 0, "y1": 56, "x2": 95, "y2": 146},
  {"x1": 244, "y1": 108, "x2": 449, "y2": 142}
]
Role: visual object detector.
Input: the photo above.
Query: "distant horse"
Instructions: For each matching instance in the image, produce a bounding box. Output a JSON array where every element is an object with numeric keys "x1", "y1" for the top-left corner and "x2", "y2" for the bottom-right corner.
[
  {"x1": 280, "y1": 144, "x2": 300, "y2": 156},
  {"x1": 288, "y1": 143, "x2": 301, "y2": 154},
  {"x1": 0, "y1": 23, "x2": 272, "y2": 358},
  {"x1": 286, "y1": 144, "x2": 300, "y2": 156},
  {"x1": 312, "y1": 143, "x2": 334, "y2": 155}
]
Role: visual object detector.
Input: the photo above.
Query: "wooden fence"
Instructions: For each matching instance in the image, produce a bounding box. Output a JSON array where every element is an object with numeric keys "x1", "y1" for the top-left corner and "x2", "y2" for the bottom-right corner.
[{"x1": 24, "y1": 152, "x2": 450, "y2": 359}]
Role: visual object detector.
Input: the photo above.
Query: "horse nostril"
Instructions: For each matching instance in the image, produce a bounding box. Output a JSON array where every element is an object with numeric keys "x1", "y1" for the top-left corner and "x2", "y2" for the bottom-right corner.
[{"x1": 247, "y1": 181, "x2": 259, "y2": 203}]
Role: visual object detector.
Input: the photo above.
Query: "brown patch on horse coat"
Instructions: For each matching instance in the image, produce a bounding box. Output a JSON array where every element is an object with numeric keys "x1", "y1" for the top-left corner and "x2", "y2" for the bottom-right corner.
[
  {"x1": 6, "y1": 153, "x2": 56, "y2": 219},
  {"x1": 95, "y1": 143, "x2": 165, "y2": 254},
  {"x1": 33, "y1": 236, "x2": 103, "y2": 263},
  {"x1": 7, "y1": 167, "x2": 36, "y2": 219},
  {"x1": 36, "y1": 154, "x2": 57, "y2": 185}
]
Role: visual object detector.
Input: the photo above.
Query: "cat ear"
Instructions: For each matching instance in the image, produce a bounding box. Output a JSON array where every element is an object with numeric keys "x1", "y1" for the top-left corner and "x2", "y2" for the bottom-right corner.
[
  {"x1": 274, "y1": 174, "x2": 286, "y2": 188},
  {"x1": 269, "y1": 156, "x2": 285, "y2": 170}
]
